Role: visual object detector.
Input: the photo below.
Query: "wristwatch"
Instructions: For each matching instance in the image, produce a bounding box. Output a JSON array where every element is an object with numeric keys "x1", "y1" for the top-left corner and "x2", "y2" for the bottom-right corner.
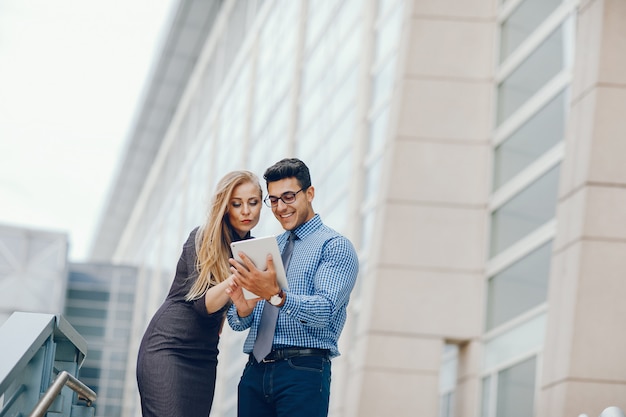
[{"x1": 269, "y1": 290, "x2": 285, "y2": 306}]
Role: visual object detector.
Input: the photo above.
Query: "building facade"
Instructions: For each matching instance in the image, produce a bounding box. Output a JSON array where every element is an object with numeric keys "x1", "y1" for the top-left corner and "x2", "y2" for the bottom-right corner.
[
  {"x1": 65, "y1": 263, "x2": 138, "y2": 417},
  {"x1": 89, "y1": 0, "x2": 626, "y2": 416}
]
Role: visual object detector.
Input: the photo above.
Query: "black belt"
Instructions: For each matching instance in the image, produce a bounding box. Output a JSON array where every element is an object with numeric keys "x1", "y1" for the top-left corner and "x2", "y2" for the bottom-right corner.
[{"x1": 254, "y1": 348, "x2": 330, "y2": 363}]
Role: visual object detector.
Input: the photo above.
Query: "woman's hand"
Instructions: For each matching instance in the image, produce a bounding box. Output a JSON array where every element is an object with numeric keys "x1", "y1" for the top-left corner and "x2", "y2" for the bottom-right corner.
[{"x1": 225, "y1": 275, "x2": 259, "y2": 317}]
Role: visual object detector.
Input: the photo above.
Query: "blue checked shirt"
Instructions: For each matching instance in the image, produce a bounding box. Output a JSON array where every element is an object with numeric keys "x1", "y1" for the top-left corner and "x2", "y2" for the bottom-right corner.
[{"x1": 227, "y1": 214, "x2": 359, "y2": 358}]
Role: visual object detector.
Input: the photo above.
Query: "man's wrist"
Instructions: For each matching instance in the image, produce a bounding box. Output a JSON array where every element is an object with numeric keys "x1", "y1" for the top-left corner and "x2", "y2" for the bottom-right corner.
[{"x1": 269, "y1": 289, "x2": 285, "y2": 307}]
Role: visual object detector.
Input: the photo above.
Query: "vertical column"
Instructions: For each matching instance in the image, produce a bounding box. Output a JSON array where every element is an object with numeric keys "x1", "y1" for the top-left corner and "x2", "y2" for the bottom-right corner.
[
  {"x1": 347, "y1": 0, "x2": 495, "y2": 416},
  {"x1": 538, "y1": 0, "x2": 626, "y2": 416}
]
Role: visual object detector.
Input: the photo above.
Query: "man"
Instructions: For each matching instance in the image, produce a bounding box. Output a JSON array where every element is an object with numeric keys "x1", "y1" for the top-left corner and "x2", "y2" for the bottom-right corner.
[{"x1": 226, "y1": 158, "x2": 359, "y2": 417}]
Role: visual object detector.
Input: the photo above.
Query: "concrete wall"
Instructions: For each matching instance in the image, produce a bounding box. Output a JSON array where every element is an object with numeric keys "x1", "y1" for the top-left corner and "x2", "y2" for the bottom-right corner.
[
  {"x1": 539, "y1": 1, "x2": 626, "y2": 416},
  {"x1": 346, "y1": 1, "x2": 496, "y2": 416}
]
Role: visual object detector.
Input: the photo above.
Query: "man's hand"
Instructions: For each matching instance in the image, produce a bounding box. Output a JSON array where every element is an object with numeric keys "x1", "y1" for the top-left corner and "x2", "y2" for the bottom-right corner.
[{"x1": 229, "y1": 252, "x2": 281, "y2": 300}]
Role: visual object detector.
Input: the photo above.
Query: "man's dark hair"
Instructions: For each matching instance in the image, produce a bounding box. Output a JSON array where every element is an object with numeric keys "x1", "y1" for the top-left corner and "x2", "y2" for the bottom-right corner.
[{"x1": 264, "y1": 158, "x2": 311, "y2": 190}]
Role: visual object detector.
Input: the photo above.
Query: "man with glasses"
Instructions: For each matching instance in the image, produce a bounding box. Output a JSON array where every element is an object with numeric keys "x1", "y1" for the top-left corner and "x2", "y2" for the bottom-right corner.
[{"x1": 226, "y1": 157, "x2": 359, "y2": 417}]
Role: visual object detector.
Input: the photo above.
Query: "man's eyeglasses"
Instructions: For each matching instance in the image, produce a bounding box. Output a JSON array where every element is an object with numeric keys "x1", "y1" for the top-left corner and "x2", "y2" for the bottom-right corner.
[{"x1": 264, "y1": 188, "x2": 304, "y2": 207}]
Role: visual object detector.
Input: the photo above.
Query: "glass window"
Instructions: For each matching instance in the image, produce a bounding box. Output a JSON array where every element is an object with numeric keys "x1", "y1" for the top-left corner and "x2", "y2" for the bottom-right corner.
[
  {"x1": 330, "y1": 68, "x2": 358, "y2": 123},
  {"x1": 78, "y1": 366, "x2": 101, "y2": 380},
  {"x1": 493, "y1": 90, "x2": 566, "y2": 190},
  {"x1": 484, "y1": 313, "x2": 546, "y2": 369},
  {"x1": 439, "y1": 393, "x2": 454, "y2": 417},
  {"x1": 439, "y1": 344, "x2": 458, "y2": 417},
  {"x1": 481, "y1": 376, "x2": 492, "y2": 417},
  {"x1": 327, "y1": 109, "x2": 356, "y2": 162},
  {"x1": 500, "y1": 0, "x2": 563, "y2": 62},
  {"x1": 496, "y1": 357, "x2": 536, "y2": 417},
  {"x1": 364, "y1": 155, "x2": 384, "y2": 205},
  {"x1": 497, "y1": 26, "x2": 564, "y2": 125},
  {"x1": 68, "y1": 289, "x2": 110, "y2": 302},
  {"x1": 65, "y1": 307, "x2": 107, "y2": 319},
  {"x1": 490, "y1": 165, "x2": 559, "y2": 256},
  {"x1": 486, "y1": 242, "x2": 551, "y2": 330},
  {"x1": 73, "y1": 325, "x2": 105, "y2": 338},
  {"x1": 360, "y1": 209, "x2": 375, "y2": 252},
  {"x1": 374, "y1": 1, "x2": 403, "y2": 62},
  {"x1": 371, "y1": 57, "x2": 397, "y2": 110},
  {"x1": 369, "y1": 107, "x2": 390, "y2": 155}
]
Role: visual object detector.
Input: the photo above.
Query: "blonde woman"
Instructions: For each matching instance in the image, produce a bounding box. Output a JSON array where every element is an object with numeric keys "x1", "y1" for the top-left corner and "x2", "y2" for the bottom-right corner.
[{"x1": 136, "y1": 170, "x2": 262, "y2": 417}]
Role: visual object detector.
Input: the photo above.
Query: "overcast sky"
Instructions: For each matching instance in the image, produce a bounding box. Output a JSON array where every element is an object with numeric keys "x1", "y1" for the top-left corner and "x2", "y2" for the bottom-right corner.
[{"x1": 0, "y1": 0, "x2": 175, "y2": 261}]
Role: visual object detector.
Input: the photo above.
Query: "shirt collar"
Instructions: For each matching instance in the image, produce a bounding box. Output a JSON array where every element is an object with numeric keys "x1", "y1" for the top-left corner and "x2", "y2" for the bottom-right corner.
[{"x1": 290, "y1": 213, "x2": 321, "y2": 241}]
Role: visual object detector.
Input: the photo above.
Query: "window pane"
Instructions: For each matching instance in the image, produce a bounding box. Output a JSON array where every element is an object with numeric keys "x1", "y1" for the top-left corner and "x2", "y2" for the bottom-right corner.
[
  {"x1": 497, "y1": 356, "x2": 537, "y2": 417},
  {"x1": 67, "y1": 289, "x2": 110, "y2": 302},
  {"x1": 500, "y1": 0, "x2": 563, "y2": 62},
  {"x1": 486, "y1": 242, "x2": 551, "y2": 330},
  {"x1": 493, "y1": 90, "x2": 566, "y2": 189},
  {"x1": 65, "y1": 307, "x2": 108, "y2": 319},
  {"x1": 481, "y1": 376, "x2": 492, "y2": 417},
  {"x1": 439, "y1": 392, "x2": 454, "y2": 417},
  {"x1": 490, "y1": 165, "x2": 559, "y2": 256},
  {"x1": 497, "y1": 26, "x2": 564, "y2": 125},
  {"x1": 484, "y1": 313, "x2": 546, "y2": 369},
  {"x1": 369, "y1": 107, "x2": 390, "y2": 154}
]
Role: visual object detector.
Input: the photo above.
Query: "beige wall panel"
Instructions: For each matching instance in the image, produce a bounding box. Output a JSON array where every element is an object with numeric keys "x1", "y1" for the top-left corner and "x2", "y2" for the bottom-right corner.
[
  {"x1": 369, "y1": 267, "x2": 483, "y2": 339},
  {"x1": 569, "y1": 241, "x2": 626, "y2": 379},
  {"x1": 543, "y1": 241, "x2": 626, "y2": 385},
  {"x1": 574, "y1": 0, "x2": 626, "y2": 91},
  {"x1": 411, "y1": 0, "x2": 496, "y2": 19},
  {"x1": 390, "y1": 139, "x2": 490, "y2": 206},
  {"x1": 455, "y1": 341, "x2": 483, "y2": 417},
  {"x1": 356, "y1": 369, "x2": 439, "y2": 417},
  {"x1": 342, "y1": 368, "x2": 365, "y2": 417},
  {"x1": 538, "y1": 379, "x2": 626, "y2": 417},
  {"x1": 554, "y1": 185, "x2": 626, "y2": 250},
  {"x1": 380, "y1": 204, "x2": 486, "y2": 270},
  {"x1": 598, "y1": 0, "x2": 626, "y2": 84},
  {"x1": 541, "y1": 243, "x2": 582, "y2": 385},
  {"x1": 553, "y1": 187, "x2": 586, "y2": 251},
  {"x1": 398, "y1": 79, "x2": 492, "y2": 141},
  {"x1": 583, "y1": 186, "x2": 626, "y2": 240},
  {"x1": 455, "y1": 376, "x2": 481, "y2": 417},
  {"x1": 365, "y1": 333, "x2": 442, "y2": 372},
  {"x1": 407, "y1": 18, "x2": 494, "y2": 80},
  {"x1": 457, "y1": 340, "x2": 482, "y2": 380},
  {"x1": 572, "y1": 0, "x2": 604, "y2": 98},
  {"x1": 560, "y1": 88, "x2": 595, "y2": 196},
  {"x1": 587, "y1": 87, "x2": 626, "y2": 184}
]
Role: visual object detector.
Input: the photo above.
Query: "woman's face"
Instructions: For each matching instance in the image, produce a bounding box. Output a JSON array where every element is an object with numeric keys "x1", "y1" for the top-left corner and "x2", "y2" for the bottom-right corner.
[{"x1": 227, "y1": 181, "x2": 262, "y2": 238}]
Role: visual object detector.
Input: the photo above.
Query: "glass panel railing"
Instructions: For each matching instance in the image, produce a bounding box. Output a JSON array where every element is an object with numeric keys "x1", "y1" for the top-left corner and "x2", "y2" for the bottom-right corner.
[{"x1": 0, "y1": 312, "x2": 95, "y2": 417}]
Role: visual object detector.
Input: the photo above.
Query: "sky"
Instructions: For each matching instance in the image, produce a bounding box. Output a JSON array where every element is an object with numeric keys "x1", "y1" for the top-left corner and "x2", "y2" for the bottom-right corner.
[{"x1": 0, "y1": 0, "x2": 175, "y2": 261}]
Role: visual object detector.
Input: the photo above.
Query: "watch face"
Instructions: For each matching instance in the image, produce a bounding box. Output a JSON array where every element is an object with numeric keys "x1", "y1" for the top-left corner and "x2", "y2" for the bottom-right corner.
[{"x1": 270, "y1": 294, "x2": 282, "y2": 306}]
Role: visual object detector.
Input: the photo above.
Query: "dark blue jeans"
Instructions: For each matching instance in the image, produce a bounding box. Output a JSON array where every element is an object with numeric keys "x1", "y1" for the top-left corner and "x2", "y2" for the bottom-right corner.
[{"x1": 238, "y1": 354, "x2": 332, "y2": 417}]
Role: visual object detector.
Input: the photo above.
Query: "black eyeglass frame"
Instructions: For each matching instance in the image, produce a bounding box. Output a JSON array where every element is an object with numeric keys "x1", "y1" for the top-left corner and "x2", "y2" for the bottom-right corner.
[{"x1": 264, "y1": 188, "x2": 305, "y2": 207}]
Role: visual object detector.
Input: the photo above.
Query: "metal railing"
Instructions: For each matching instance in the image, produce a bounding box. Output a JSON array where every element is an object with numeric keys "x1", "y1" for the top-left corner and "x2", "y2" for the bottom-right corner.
[
  {"x1": 29, "y1": 371, "x2": 96, "y2": 417},
  {"x1": 0, "y1": 312, "x2": 96, "y2": 417}
]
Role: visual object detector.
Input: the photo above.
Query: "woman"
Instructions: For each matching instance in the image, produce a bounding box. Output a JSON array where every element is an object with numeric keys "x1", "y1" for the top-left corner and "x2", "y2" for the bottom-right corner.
[{"x1": 136, "y1": 170, "x2": 262, "y2": 417}]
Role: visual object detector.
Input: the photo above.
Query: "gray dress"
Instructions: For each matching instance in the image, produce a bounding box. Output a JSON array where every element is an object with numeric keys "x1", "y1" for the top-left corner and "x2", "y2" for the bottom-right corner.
[{"x1": 136, "y1": 227, "x2": 242, "y2": 417}]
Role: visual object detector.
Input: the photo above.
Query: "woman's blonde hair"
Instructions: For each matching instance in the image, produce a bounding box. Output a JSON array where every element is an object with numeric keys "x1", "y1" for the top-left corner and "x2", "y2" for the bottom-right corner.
[{"x1": 185, "y1": 170, "x2": 262, "y2": 301}]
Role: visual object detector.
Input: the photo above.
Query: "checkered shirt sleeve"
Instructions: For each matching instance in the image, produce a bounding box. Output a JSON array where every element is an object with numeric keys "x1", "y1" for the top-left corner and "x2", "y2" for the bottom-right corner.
[{"x1": 227, "y1": 214, "x2": 359, "y2": 358}]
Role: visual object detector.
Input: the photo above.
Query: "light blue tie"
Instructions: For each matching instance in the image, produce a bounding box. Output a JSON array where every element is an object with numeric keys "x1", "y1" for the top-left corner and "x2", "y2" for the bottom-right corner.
[{"x1": 252, "y1": 233, "x2": 295, "y2": 362}]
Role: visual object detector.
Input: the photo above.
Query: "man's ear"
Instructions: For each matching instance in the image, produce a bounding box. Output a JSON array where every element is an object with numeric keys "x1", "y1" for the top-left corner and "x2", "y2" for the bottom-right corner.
[{"x1": 306, "y1": 186, "x2": 315, "y2": 201}]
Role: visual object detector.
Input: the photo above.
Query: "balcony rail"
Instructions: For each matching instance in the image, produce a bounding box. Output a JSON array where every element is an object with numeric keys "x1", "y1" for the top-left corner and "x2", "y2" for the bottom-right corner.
[{"x1": 0, "y1": 311, "x2": 96, "y2": 417}]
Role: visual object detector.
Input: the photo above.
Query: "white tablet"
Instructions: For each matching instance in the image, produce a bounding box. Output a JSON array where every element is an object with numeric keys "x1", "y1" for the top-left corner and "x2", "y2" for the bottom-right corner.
[{"x1": 230, "y1": 235, "x2": 289, "y2": 299}]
